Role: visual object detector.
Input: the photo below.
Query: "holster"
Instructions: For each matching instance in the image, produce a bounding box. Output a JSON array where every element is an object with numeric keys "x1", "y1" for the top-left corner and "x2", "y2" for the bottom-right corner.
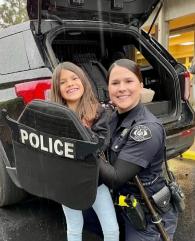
[
  {"x1": 119, "y1": 195, "x2": 147, "y2": 231},
  {"x1": 152, "y1": 185, "x2": 171, "y2": 213}
]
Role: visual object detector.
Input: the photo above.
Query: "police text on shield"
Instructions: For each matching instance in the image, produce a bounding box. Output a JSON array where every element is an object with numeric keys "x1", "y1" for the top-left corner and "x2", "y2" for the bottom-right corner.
[{"x1": 20, "y1": 129, "x2": 74, "y2": 159}]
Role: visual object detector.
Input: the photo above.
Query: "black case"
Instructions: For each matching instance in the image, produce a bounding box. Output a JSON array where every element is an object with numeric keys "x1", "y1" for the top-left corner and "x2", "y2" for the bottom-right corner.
[{"x1": 5, "y1": 100, "x2": 101, "y2": 210}]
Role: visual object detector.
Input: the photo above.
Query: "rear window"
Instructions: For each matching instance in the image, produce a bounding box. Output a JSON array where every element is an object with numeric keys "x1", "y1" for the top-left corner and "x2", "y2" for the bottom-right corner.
[{"x1": 0, "y1": 32, "x2": 29, "y2": 74}]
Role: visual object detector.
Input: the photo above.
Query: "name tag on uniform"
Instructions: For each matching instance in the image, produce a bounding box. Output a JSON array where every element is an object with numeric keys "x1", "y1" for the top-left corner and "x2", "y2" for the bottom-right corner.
[{"x1": 19, "y1": 128, "x2": 75, "y2": 159}]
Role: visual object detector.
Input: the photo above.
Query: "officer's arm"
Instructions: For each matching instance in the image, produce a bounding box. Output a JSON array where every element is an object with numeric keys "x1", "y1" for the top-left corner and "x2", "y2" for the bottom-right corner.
[
  {"x1": 99, "y1": 158, "x2": 141, "y2": 189},
  {"x1": 91, "y1": 107, "x2": 111, "y2": 151}
]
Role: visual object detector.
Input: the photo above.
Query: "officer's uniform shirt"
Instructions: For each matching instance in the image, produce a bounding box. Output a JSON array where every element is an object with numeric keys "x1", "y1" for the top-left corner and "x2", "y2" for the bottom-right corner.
[{"x1": 109, "y1": 103, "x2": 165, "y2": 197}]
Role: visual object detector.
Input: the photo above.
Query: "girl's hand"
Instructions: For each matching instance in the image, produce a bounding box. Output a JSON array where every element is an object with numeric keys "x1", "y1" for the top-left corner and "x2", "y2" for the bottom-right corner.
[{"x1": 82, "y1": 118, "x2": 92, "y2": 128}]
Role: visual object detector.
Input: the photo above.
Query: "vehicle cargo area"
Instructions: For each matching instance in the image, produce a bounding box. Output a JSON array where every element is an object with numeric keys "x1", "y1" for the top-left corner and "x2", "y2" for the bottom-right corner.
[{"x1": 50, "y1": 28, "x2": 175, "y2": 118}]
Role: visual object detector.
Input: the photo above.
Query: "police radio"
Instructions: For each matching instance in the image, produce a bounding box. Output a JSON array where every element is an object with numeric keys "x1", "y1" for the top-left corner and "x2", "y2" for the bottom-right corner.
[
  {"x1": 166, "y1": 171, "x2": 185, "y2": 212},
  {"x1": 164, "y1": 147, "x2": 185, "y2": 213}
]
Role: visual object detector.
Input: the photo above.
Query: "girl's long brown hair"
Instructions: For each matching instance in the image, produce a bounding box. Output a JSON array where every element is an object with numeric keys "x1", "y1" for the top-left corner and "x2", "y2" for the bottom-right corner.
[{"x1": 50, "y1": 62, "x2": 100, "y2": 124}]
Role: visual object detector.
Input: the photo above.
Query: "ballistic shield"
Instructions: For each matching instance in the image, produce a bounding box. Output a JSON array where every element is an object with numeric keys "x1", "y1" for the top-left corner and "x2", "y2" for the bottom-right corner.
[{"x1": 3, "y1": 100, "x2": 101, "y2": 210}]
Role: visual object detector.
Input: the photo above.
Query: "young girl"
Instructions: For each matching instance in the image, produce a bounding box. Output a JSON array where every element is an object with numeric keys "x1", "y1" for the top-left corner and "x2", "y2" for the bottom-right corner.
[{"x1": 50, "y1": 62, "x2": 119, "y2": 241}]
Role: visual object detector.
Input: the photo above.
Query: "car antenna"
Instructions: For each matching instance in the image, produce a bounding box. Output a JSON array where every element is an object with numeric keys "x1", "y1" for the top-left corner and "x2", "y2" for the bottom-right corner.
[
  {"x1": 38, "y1": 0, "x2": 42, "y2": 35},
  {"x1": 148, "y1": 0, "x2": 164, "y2": 35}
]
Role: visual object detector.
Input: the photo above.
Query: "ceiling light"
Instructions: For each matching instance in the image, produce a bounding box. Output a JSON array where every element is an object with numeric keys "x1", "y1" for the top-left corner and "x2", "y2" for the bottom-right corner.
[
  {"x1": 180, "y1": 41, "x2": 194, "y2": 46},
  {"x1": 169, "y1": 34, "x2": 181, "y2": 38}
]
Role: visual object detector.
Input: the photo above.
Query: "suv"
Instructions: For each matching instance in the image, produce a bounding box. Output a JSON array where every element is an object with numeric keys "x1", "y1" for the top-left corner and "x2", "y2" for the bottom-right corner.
[{"x1": 0, "y1": 0, "x2": 194, "y2": 207}]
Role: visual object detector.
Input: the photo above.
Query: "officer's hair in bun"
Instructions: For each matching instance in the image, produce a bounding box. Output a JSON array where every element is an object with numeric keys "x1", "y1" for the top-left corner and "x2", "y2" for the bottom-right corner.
[{"x1": 107, "y1": 59, "x2": 143, "y2": 83}]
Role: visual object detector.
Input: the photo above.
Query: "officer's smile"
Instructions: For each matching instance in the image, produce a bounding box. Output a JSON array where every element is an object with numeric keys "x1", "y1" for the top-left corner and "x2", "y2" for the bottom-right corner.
[{"x1": 117, "y1": 95, "x2": 130, "y2": 100}]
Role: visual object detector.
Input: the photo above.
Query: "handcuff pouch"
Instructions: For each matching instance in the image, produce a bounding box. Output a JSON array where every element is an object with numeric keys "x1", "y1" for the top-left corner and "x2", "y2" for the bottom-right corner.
[{"x1": 152, "y1": 185, "x2": 171, "y2": 213}]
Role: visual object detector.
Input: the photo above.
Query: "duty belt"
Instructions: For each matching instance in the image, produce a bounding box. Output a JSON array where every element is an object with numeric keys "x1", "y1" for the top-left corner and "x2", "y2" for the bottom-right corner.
[{"x1": 128, "y1": 174, "x2": 163, "y2": 187}]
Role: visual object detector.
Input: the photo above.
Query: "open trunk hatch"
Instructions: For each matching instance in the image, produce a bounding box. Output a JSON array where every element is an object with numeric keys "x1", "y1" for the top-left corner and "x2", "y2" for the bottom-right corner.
[{"x1": 27, "y1": 0, "x2": 160, "y2": 26}]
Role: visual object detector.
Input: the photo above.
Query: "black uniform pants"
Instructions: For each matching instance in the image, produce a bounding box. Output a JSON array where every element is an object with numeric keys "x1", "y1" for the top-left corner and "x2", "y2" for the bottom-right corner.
[{"x1": 124, "y1": 207, "x2": 178, "y2": 241}]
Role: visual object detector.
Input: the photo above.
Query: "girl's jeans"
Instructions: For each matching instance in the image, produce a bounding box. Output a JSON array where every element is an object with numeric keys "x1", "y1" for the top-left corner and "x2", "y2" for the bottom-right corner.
[{"x1": 62, "y1": 184, "x2": 119, "y2": 241}]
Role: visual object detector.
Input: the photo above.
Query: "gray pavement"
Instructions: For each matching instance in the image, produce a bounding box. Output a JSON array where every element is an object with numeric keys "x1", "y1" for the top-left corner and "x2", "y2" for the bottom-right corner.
[
  {"x1": 170, "y1": 157, "x2": 195, "y2": 241},
  {"x1": 0, "y1": 197, "x2": 102, "y2": 241}
]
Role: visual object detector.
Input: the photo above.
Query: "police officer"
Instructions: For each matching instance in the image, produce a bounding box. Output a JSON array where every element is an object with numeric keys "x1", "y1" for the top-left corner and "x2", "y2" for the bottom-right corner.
[{"x1": 99, "y1": 59, "x2": 178, "y2": 241}]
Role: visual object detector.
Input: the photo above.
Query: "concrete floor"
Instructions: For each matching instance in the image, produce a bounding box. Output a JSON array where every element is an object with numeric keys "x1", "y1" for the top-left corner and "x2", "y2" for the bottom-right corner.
[
  {"x1": 0, "y1": 157, "x2": 194, "y2": 241},
  {"x1": 170, "y1": 157, "x2": 195, "y2": 241}
]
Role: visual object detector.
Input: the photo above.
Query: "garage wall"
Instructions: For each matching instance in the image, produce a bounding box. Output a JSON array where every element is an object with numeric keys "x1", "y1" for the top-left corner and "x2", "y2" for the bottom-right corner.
[
  {"x1": 145, "y1": 0, "x2": 195, "y2": 26},
  {"x1": 165, "y1": 0, "x2": 195, "y2": 21}
]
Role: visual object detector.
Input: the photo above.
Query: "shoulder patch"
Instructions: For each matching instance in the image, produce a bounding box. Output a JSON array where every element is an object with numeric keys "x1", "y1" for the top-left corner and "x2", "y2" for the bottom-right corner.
[{"x1": 129, "y1": 125, "x2": 152, "y2": 142}]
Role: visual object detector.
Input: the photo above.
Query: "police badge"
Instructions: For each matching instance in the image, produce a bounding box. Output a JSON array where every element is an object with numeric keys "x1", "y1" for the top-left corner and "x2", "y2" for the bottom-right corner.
[{"x1": 129, "y1": 125, "x2": 152, "y2": 142}]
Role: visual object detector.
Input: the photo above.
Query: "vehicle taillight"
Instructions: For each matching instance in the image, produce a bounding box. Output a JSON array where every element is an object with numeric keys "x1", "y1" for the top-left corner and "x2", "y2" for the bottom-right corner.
[
  {"x1": 15, "y1": 79, "x2": 51, "y2": 104},
  {"x1": 182, "y1": 71, "x2": 191, "y2": 101},
  {"x1": 180, "y1": 128, "x2": 194, "y2": 137}
]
